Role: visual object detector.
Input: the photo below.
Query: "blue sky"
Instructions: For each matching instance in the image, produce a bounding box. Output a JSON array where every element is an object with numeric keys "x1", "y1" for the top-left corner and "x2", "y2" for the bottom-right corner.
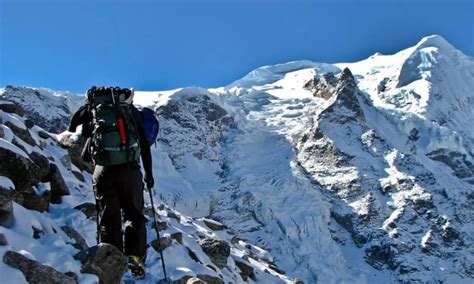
[{"x1": 1, "y1": 0, "x2": 473, "y2": 93}]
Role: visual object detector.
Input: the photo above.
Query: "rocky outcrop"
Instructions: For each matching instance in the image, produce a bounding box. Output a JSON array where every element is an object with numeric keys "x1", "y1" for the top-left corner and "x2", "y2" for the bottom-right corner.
[
  {"x1": 74, "y1": 202, "x2": 97, "y2": 219},
  {"x1": 151, "y1": 235, "x2": 173, "y2": 252},
  {"x1": 427, "y1": 148, "x2": 474, "y2": 183},
  {"x1": 74, "y1": 243, "x2": 128, "y2": 284},
  {"x1": 202, "y1": 218, "x2": 227, "y2": 231},
  {"x1": 62, "y1": 226, "x2": 88, "y2": 251},
  {"x1": 5, "y1": 121, "x2": 36, "y2": 146},
  {"x1": 3, "y1": 251, "x2": 77, "y2": 284},
  {"x1": 320, "y1": 68, "x2": 365, "y2": 122},
  {"x1": 1, "y1": 85, "x2": 80, "y2": 133},
  {"x1": 0, "y1": 147, "x2": 50, "y2": 212},
  {"x1": 48, "y1": 163, "x2": 70, "y2": 204},
  {"x1": 0, "y1": 100, "x2": 25, "y2": 116},
  {"x1": 234, "y1": 259, "x2": 254, "y2": 281},
  {"x1": 0, "y1": 233, "x2": 7, "y2": 246},
  {"x1": 0, "y1": 186, "x2": 13, "y2": 227},
  {"x1": 304, "y1": 72, "x2": 338, "y2": 100},
  {"x1": 198, "y1": 238, "x2": 230, "y2": 268}
]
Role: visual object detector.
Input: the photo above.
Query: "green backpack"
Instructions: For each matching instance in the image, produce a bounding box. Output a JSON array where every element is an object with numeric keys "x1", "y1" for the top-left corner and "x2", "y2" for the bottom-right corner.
[{"x1": 87, "y1": 87, "x2": 141, "y2": 166}]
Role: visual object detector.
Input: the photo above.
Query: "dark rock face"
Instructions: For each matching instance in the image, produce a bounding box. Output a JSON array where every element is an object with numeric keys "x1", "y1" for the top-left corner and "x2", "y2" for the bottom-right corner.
[
  {"x1": 194, "y1": 274, "x2": 224, "y2": 284},
  {"x1": 67, "y1": 137, "x2": 94, "y2": 174},
  {"x1": 322, "y1": 68, "x2": 365, "y2": 122},
  {"x1": 377, "y1": 77, "x2": 390, "y2": 93},
  {"x1": 202, "y1": 218, "x2": 227, "y2": 231},
  {"x1": 74, "y1": 203, "x2": 97, "y2": 220},
  {"x1": 157, "y1": 94, "x2": 233, "y2": 173},
  {"x1": 74, "y1": 243, "x2": 128, "y2": 284},
  {"x1": 3, "y1": 250, "x2": 77, "y2": 284},
  {"x1": 427, "y1": 148, "x2": 474, "y2": 181},
  {"x1": 151, "y1": 235, "x2": 172, "y2": 252},
  {"x1": 171, "y1": 232, "x2": 184, "y2": 245},
  {"x1": 0, "y1": 147, "x2": 50, "y2": 212},
  {"x1": 365, "y1": 244, "x2": 399, "y2": 270},
  {"x1": 4, "y1": 121, "x2": 36, "y2": 146},
  {"x1": 331, "y1": 211, "x2": 367, "y2": 247},
  {"x1": 304, "y1": 72, "x2": 338, "y2": 100},
  {"x1": 62, "y1": 226, "x2": 88, "y2": 251},
  {"x1": 235, "y1": 259, "x2": 254, "y2": 281},
  {"x1": 198, "y1": 238, "x2": 230, "y2": 268},
  {"x1": 0, "y1": 233, "x2": 7, "y2": 245},
  {"x1": 29, "y1": 152, "x2": 51, "y2": 182},
  {"x1": 187, "y1": 247, "x2": 203, "y2": 264},
  {"x1": 0, "y1": 187, "x2": 13, "y2": 227},
  {"x1": 0, "y1": 100, "x2": 25, "y2": 116},
  {"x1": 47, "y1": 163, "x2": 70, "y2": 204}
]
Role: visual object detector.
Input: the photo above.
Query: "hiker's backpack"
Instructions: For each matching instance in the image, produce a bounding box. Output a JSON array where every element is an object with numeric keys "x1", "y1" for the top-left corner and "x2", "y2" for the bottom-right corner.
[
  {"x1": 87, "y1": 86, "x2": 141, "y2": 166},
  {"x1": 139, "y1": 107, "x2": 159, "y2": 146}
]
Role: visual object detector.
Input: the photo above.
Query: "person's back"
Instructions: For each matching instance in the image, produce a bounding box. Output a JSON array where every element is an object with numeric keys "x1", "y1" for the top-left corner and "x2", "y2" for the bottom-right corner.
[{"x1": 67, "y1": 86, "x2": 154, "y2": 279}]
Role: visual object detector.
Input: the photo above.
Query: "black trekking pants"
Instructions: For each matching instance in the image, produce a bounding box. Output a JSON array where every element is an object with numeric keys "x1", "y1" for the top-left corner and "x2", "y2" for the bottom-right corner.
[{"x1": 93, "y1": 162, "x2": 147, "y2": 260}]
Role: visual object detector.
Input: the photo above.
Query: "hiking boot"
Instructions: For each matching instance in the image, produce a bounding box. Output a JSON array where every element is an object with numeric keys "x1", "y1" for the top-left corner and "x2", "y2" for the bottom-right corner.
[{"x1": 128, "y1": 255, "x2": 145, "y2": 280}]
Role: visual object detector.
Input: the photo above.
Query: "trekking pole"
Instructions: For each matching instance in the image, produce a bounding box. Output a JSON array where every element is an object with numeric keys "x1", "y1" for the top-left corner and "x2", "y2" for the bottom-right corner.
[{"x1": 147, "y1": 186, "x2": 169, "y2": 281}]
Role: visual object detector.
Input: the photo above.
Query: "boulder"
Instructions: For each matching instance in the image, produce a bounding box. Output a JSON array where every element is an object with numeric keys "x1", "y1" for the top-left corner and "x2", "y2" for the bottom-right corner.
[
  {"x1": 171, "y1": 232, "x2": 183, "y2": 245},
  {"x1": 167, "y1": 211, "x2": 180, "y2": 221},
  {"x1": 202, "y1": 218, "x2": 227, "y2": 231},
  {"x1": 48, "y1": 163, "x2": 70, "y2": 204},
  {"x1": 72, "y1": 171, "x2": 85, "y2": 183},
  {"x1": 74, "y1": 243, "x2": 128, "y2": 284},
  {"x1": 62, "y1": 226, "x2": 88, "y2": 251},
  {"x1": 24, "y1": 119, "x2": 34, "y2": 129},
  {"x1": 67, "y1": 137, "x2": 94, "y2": 174},
  {"x1": 0, "y1": 187, "x2": 13, "y2": 227},
  {"x1": 0, "y1": 232, "x2": 8, "y2": 245},
  {"x1": 37, "y1": 130, "x2": 53, "y2": 140},
  {"x1": 0, "y1": 101, "x2": 24, "y2": 116},
  {"x1": 187, "y1": 247, "x2": 203, "y2": 264},
  {"x1": 151, "y1": 235, "x2": 172, "y2": 252},
  {"x1": 198, "y1": 238, "x2": 230, "y2": 268},
  {"x1": 196, "y1": 274, "x2": 224, "y2": 284},
  {"x1": 4, "y1": 121, "x2": 36, "y2": 146},
  {"x1": 29, "y1": 152, "x2": 51, "y2": 182},
  {"x1": 74, "y1": 202, "x2": 97, "y2": 219},
  {"x1": 235, "y1": 259, "x2": 254, "y2": 281},
  {"x1": 0, "y1": 147, "x2": 51, "y2": 212},
  {"x1": 3, "y1": 251, "x2": 76, "y2": 284}
]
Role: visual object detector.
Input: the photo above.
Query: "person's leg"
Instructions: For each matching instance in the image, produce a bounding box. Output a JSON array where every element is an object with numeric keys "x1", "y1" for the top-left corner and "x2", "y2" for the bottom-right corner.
[
  {"x1": 118, "y1": 163, "x2": 147, "y2": 260},
  {"x1": 93, "y1": 165, "x2": 123, "y2": 251}
]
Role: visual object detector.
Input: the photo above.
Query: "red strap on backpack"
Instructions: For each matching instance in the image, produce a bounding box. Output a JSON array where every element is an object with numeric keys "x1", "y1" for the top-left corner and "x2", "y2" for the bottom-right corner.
[{"x1": 117, "y1": 117, "x2": 127, "y2": 145}]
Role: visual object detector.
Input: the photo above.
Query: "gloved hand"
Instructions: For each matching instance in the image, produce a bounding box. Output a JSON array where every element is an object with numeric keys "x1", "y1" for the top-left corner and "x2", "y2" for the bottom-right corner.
[{"x1": 144, "y1": 174, "x2": 154, "y2": 189}]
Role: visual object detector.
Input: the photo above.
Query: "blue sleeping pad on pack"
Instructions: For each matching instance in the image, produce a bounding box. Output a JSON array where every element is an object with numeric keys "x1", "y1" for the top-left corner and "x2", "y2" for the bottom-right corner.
[{"x1": 140, "y1": 107, "x2": 159, "y2": 145}]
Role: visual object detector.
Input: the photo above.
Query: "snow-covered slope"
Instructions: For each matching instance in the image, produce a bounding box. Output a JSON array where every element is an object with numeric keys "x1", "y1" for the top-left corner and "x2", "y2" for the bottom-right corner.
[
  {"x1": 1, "y1": 35, "x2": 473, "y2": 283},
  {"x1": 0, "y1": 100, "x2": 294, "y2": 283}
]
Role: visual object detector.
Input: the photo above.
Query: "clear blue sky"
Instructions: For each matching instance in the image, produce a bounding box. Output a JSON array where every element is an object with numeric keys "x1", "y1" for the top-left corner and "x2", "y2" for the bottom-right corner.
[{"x1": 1, "y1": 0, "x2": 473, "y2": 93}]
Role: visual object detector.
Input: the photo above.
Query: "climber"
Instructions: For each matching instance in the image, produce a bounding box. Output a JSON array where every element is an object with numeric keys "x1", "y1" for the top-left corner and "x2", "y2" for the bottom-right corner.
[{"x1": 65, "y1": 86, "x2": 154, "y2": 279}]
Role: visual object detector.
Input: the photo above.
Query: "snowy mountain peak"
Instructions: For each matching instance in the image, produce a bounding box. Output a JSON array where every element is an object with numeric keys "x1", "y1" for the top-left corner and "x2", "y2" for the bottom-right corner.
[
  {"x1": 339, "y1": 67, "x2": 357, "y2": 87},
  {"x1": 414, "y1": 34, "x2": 456, "y2": 53}
]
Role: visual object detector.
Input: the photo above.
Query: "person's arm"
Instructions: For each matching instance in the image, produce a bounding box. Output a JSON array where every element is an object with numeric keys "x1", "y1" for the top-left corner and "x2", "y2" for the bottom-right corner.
[
  {"x1": 68, "y1": 105, "x2": 88, "y2": 132},
  {"x1": 134, "y1": 108, "x2": 154, "y2": 188}
]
